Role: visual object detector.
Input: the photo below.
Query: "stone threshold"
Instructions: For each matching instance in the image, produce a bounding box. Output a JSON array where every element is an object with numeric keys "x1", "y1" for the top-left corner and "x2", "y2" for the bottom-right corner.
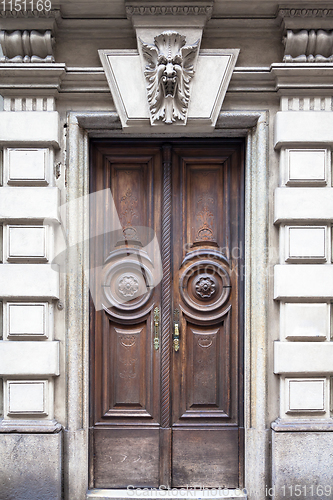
[{"x1": 86, "y1": 489, "x2": 247, "y2": 500}]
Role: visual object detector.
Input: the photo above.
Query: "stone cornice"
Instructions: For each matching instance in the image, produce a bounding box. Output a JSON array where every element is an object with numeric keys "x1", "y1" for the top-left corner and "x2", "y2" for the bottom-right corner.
[
  {"x1": 0, "y1": 63, "x2": 66, "y2": 95},
  {"x1": 279, "y1": 7, "x2": 333, "y2": 19},
  {"x1": 125, "y1": 1, "x2": 213, "y2": 30},
  {"x1": 0, "y1": 9, "x2": 59, "y2": 19},
  {"x1": 1, "y1": 63, "x2": 333, "y2": 98},
  {"x1": 278, "y1": 5, "x2": 333, "y2": 30},
  {"x1": 0, "y1": 9, "x2": 60, "y2": 31},
  {"x1": 126, "y1": 4, "x2": 213, "y2": 19}
]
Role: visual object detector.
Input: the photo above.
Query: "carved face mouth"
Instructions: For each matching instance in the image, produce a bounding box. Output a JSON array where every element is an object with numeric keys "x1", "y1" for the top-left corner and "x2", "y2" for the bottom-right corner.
[{"x1": 158, "y1": 55, "x2": 182, "y2": 98}]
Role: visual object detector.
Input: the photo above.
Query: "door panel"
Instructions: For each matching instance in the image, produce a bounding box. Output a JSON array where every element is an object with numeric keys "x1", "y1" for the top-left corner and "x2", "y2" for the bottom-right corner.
[
  {"x1": 90, "y1": 139, "x2": 244, "y2": 489},
  {"x1": 90, "y1": 144, "x2": 162, "y2": 488},
  {"x1": 94, "y1": 428, "x2": 160, "y2": 488},
  {"x1": 170, "y1": 144, "x2": 243, "y2": 486},
  {"x1": 172, "y1": 428, "x2": 239, "y2": 487},
  {"x1": 105, "y1": 323, "x2": 153, "y2": 418},
  {"x1": 185, "y1": 321, "x2": 230, "y2": 417}
]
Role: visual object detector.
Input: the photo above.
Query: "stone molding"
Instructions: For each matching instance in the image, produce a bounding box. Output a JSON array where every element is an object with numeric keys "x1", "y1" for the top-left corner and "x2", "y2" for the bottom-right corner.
[
  {"x1": 0, "y1": 29, "x2": 55, "y2": 63},
  {"x1": 126, "y1": 3, "x2": 213, "y2": 19},
  {"x1": 1, "y1": 63, "x2": 333, "y2": 97},
  {"x1": 272, "y1": 418, "x2": 333, "y2": 432},
  {"x1": 0, "y1": 9, "x2": 58, "y2": 18},
  {"x1": 0, "y1": 9, "x2": 60, "y2": 31},
  {"x1": 279, "y1": 8, "x2": 333, "y2": 19},
  {"x1": 3, "y1": 96, "x2": 55, "y2": 111},
  {"x1": 279, "y1": 6, "x2": 333, "y2": 30},
  {"x1": 0, "y1": 418, "x2": 62, "y2": 433}
]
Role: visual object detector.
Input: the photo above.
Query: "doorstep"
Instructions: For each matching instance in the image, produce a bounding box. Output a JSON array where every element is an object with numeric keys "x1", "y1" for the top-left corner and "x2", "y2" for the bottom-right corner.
[{"x1": 86, "y1": 489, "x2": 247, "y2": 500}]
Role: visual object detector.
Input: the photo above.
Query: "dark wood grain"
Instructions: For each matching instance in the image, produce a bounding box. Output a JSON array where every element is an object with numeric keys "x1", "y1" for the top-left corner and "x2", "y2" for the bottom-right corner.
[
  {"x1": 90, "y1": 139, "x2": 244, "y2": 489},
  {"x1": 172, "y1": 428, "x2": 239, "y2": 487},
  {"x1": 94, "y1": 428, "x2": 160, "y2": 488}
]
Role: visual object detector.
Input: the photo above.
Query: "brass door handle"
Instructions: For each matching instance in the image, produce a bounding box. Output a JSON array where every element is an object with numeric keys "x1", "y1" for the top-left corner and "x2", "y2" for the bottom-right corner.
[
  {"x1": 154, "y1": 306, "x2": 160, "y2": 350},
  {"x1": 173, "y1": 309, "x2": 180, "y2": 352}
]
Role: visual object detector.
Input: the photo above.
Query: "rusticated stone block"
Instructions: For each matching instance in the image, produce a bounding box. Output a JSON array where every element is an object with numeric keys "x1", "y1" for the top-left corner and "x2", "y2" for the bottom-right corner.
[
  {"x1": 272, "y1": 431, "x2": 333, "y2": 500},
  {"x1": 0, "y1": 432, "x2": 62, "y2": 500}
]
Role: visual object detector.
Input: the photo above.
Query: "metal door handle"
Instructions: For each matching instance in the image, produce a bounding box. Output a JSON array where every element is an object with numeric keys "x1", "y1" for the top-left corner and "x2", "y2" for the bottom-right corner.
[
  {"x1": 154, "y1": 306, "x2": 160, "y2": 350},
  {"x1": 173, "y1": 309, "x2": 180, "y2": 352}
]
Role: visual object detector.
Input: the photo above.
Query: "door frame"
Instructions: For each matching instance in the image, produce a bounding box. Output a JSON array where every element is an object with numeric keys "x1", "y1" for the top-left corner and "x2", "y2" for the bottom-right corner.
[{"x1": 64, "y1": 111, "x2": 269, "y2": 500}]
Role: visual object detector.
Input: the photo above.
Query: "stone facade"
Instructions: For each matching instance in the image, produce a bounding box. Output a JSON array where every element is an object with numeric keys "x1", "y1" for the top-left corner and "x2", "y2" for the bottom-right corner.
[{"x1": 0, "y1": 1, "x2": 333, "y2": 500}]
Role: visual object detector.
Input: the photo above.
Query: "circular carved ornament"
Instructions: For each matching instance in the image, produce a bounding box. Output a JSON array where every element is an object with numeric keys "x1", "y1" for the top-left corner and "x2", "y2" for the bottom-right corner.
[
  {"x1": 179, "y1": 259, "x2": 230, "y2": 312},
  {"x1": 102, "y1": 255, "x2": 153, "y2": 311},
  {"x1": 117, "y1": 274, "x2": 139, "y2": 297},
  {"x1": 194, "y1": 275, "x2": 216, "y2": 299}
]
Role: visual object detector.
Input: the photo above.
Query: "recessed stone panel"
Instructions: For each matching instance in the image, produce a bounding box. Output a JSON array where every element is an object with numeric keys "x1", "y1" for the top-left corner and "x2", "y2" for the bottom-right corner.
[
  {"x1": 7, "y1": 225, "x2": 47, "y2": 262},
  {"x1": 287, "y1": 149, "x2": 327, "y2": 186},
  {"x1": 283, "y1": 303, "x2": 329, "y2": 341},
  {"x1": 287, "y1": 378, "x2": 326, "y2": 412},
  {"x1": 6, "y1": 148, "x2": 49, "y2": 185},
  {"x1": 287, "y1": 226, "x2": 326, "y2": 262},
  {"x1": 7, "y1": 302, "x2": 47, "y2": 339},
  {"x1": 7, "y1": 380, "x2": 47, "y2": 415}
]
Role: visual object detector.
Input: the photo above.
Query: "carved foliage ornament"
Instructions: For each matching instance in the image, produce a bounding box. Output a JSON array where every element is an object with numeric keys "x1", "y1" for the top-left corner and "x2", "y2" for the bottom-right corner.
[{"x1": 140, "y1": 31, "x2": 199, "y2": 124}]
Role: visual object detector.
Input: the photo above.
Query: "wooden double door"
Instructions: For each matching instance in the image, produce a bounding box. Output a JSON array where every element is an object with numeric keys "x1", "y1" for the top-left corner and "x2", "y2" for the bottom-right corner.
[{"x1": 90, "y1": 139, "x2": 244, "y2": 489}]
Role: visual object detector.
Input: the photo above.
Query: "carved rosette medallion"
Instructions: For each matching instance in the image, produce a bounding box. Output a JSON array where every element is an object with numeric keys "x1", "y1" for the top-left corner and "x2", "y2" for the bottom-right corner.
[
  {"x1": 102, "y1": 250, "x2": 154, "y2": 311},
  {"x1": 140, "y1": 31, "x2": 199, "y2": 125},
  {"x1": 194, "y1": 276, "x2": 216, "y2": 299},
  {"x1": 118, "y1": 274, "x2": 139, "y2": 298},
  {"x1": 179, "y1": 254, "x2": 231, "y2": 312}
]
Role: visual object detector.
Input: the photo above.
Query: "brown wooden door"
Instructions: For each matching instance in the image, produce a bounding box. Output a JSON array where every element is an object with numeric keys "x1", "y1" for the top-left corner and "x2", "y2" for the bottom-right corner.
[{"x1": 90, "y1": 139, "x2": 244, "y2": 489}]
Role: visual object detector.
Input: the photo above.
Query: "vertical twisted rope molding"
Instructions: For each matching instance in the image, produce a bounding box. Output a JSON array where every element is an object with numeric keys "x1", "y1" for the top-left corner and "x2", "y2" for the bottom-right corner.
[{"x1": 160, "y1": 144, "x2": 172, "y2": 429}]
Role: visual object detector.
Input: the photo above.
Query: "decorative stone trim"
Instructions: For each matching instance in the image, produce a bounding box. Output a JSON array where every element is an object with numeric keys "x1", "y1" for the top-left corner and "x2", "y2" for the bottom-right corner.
[
  {"x1": 280, "y1": 96, "x2": 333, "y2": 112},
  {"x1": 0, "y1": 29, "x2": 55, "y2": 63},
  {"x1": 0, "y1": 9, "x2": 59, "y2": 19},
  {"x1": 278, "y1": 6, "x2": 333, "y2": 31},
  {"x1": 126, "y1": 4, "x2": 213, "y2": 19},
  {"x1": 279, "y1": 8, "x2": 333, "y2": 19},
  {"x1": 3, "y1": 97, "x2": 55, "y2": 111}
]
